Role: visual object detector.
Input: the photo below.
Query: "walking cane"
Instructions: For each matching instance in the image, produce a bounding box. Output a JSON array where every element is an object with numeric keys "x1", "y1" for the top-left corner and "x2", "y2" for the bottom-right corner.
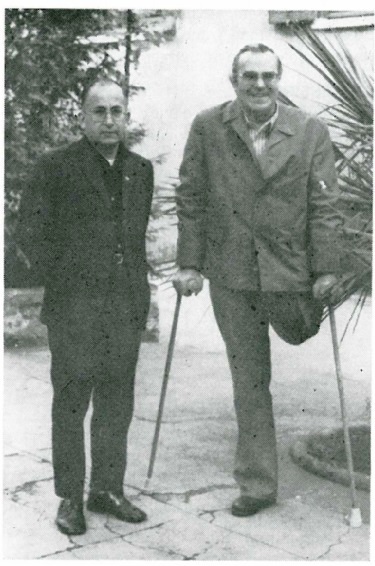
[
  {"x1": 144, "y1": 292, "x2": 182, "y2": 490},
  {"x1": 328, "y1": 305, "x2": 362, "y2": 527}
]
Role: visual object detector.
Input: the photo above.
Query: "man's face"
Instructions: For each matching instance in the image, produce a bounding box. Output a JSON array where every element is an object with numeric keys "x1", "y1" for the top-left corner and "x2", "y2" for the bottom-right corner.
[
  {"x1": 233, "y1": 51, "x2": 281, "y2": 118},
  {"x1": 82, "y1": 84, "x2": 127, "y2": 145}
]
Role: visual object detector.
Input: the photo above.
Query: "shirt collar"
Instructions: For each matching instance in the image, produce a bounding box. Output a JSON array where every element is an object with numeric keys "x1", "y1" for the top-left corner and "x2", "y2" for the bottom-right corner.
[
  {"x1": 84, "y1": 136, "x2": 125, "y2": 167},
  {"x1": 243, "y1": 103, "x2": 279, "y2": 135}
]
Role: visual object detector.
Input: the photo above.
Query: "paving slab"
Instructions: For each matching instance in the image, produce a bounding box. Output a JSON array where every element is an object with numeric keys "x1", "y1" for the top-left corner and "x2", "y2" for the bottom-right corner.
[
  {"x1": 5, "y1": 476, "x2": 123, "y2": 548},
  {"x1": 4, "y1": 452, "x2": 53, "y2": 492},
  {"x1": 161, "y1": 484, "x2": 370, "y2": 561},
  {"x1": 4, "y1": 353, "x2": 52, "y2": 453},
  {"x1": 40, "y1": 551, "x2": 78, "y2": 560},
  {"x1": 3, "y1": 498, "x2": 74, "y2": 559},
  {"x1": 69, "y1": 536, "x2": 182, "y2": 560},
  {"x1": 317, "y1": 524, "x2": 371, "y2": 561},
  {"x1": 5, "y1": 473, "x2": 56, "y2": 510},
  {"x1": 126, "y1": 418, "x2": 237, "y2": 493},
  {"x1": 206, "y1": 498, "x2": 354, "y2": 560},
  {"x1": 121, "y1": 512, "x2": 231, "y2": 559},
  {"x1": 200, "y1": 530, "x2": 300, "y2": 561},
  {"x1": 33, "y1": 446, "x2": 53, "y2": 463}
]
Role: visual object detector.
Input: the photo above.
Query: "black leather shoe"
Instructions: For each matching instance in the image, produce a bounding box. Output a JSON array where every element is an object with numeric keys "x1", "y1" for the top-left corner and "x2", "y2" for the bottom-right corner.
[
  {"x1": 87, "y1": 491, "x2": 147, "y2": 523},
  {"x1": 231, "y1": 495, "x2": 276, "y2": 517},
  {"x1": 56, "y1": 498, "x2": 86, "y2": 535}
]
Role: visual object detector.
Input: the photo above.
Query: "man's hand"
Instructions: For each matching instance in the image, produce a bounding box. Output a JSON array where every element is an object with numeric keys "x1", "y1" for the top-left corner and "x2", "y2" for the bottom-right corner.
[
  {"x1": 312, "y1": 274, "x2": 344, "y2": 305},
  {"x1": 173, "y1": 268, "x2": 203, "y2": 296}
]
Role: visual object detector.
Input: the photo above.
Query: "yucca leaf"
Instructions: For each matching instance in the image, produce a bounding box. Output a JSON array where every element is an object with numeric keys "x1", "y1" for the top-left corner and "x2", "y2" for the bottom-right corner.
[
  {"x1": 290, "y1": 28, "x2": 373, "y2": 121},
  {"x1": 289, "y1": 25, "x2": 373, "y2": 326}
]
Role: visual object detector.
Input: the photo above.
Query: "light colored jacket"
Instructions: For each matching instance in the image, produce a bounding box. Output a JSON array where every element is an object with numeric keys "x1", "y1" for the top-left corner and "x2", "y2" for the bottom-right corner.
[{"x1": 177, "y1": 100, "x2": 342, "y2": 291}]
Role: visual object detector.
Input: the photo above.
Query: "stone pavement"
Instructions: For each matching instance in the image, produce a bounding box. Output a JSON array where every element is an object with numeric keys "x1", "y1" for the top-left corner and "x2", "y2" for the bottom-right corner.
[{"x1": 3, "y1": 289, "x2": 371, "y2": 560}]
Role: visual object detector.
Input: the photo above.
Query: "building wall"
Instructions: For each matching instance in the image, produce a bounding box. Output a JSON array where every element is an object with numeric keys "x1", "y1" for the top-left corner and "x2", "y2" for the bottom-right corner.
[{"x1": 131, "y1": 10, "x2": 373, "y2": 181}]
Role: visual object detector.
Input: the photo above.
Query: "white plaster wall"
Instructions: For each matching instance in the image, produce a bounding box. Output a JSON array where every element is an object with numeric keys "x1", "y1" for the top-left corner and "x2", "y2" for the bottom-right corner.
[{"x1": 131, "y1": 10, "x2": 373, "y2": 180}]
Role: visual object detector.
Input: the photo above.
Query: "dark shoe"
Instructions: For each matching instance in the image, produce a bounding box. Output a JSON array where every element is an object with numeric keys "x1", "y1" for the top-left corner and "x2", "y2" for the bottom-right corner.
[
  {"x1": 87, "y1": 491, "x2": 147, "y2": 523},
  {"x1": 56, "y1": 498, "x2": 86, "y2": 535},
  {"x1": 231, "y1": 495, "x2": 275, "y2": 517}
]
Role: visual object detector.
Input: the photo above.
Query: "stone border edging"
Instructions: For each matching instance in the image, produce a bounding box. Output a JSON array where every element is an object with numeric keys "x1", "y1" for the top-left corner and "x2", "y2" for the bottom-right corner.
[
  {"x1": 289, "y1": 436, "x2": 370, "y2": 492},
  {"x1": 4, "y1": 286, "x2": 160, "y2": 347}
]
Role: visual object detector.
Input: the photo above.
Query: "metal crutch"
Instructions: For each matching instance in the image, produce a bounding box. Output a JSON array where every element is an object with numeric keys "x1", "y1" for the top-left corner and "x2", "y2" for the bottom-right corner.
[
  {"x1": 328, "y1": 305, "x2": 362, "y2": 527},
  {"x1": 144, "y1": 292, "x2": 182, "y2": 489}
]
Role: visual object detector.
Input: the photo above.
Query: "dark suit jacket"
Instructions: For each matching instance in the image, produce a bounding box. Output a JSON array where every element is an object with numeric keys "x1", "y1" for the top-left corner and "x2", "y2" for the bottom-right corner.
[
  {"x1": 17, "y1": 137, "x2": 154, "y2": 329},
  {"x1": 177, "y1": 100, "x2": 342, "y2": 291}
]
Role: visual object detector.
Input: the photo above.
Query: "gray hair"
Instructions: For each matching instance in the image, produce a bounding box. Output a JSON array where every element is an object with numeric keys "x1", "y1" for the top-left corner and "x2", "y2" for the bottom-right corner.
[{"x1": 231, "y1": 44, "x2": 282, "y2": 84}]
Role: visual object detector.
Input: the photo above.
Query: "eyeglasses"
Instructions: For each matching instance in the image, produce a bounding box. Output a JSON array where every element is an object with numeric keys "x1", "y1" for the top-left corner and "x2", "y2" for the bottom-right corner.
[
  {"x1": 90, "y1": 107, "x2": 125, "y2": 123},
  {"x1": 238, "y1": 72, "x2": 279, "y2": 84}
]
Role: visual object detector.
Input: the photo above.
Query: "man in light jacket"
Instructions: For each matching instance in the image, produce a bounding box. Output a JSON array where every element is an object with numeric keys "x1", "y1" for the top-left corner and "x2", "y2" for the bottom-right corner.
[{"x1": 173, "y1": 44, "x2": 342, "y2": 517}]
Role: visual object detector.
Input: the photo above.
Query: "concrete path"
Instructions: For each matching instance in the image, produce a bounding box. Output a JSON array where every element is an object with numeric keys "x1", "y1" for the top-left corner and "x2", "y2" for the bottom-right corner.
[{"x1": 3, "y1": 290, "x2": 371, "y2": 560}]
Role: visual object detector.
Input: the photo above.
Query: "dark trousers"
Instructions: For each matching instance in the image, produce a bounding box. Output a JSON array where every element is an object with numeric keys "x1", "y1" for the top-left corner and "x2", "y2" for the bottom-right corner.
[
  {"x1": 47, "y1": 266, "x2": 142, "y2": 499},
  {"x1": 209, "y1": 283, "x2": 322, "y2": 499}
]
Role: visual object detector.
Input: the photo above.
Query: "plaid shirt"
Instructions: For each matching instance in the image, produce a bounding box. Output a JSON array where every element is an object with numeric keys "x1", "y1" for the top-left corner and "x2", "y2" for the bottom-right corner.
[{"x1": 244, "y1": 105, "x2": 279, "y2": 158}]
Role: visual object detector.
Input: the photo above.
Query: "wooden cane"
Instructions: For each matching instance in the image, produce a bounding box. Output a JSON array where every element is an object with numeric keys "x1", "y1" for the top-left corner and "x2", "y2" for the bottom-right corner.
[
  {"x1": 144, "y1": 292, "x2": 182, "y2": 489},
  {"x1": 328, "y1": 305, "x2": 362, "y2": 527}
]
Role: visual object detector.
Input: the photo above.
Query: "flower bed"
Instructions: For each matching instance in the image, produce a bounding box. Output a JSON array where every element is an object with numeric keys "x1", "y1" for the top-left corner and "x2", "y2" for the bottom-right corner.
[{"x1": 290, "y1": 425, "x2": 370, "y2": 491}]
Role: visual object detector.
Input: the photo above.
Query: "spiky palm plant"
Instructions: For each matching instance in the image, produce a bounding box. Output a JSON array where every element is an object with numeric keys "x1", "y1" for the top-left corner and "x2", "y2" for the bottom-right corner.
[{"x1": 289, "y1": 26, "x2": 373, "y2": 328}]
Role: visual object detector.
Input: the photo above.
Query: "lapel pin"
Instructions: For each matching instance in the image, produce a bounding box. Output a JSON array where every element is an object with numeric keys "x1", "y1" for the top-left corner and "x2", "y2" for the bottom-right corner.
[
  {"x1": 125, "y1": 176, "x2": 130, "y2": 181},
  {"x1": 319, "y1": 180, "x2": 327, "y2": 190}
]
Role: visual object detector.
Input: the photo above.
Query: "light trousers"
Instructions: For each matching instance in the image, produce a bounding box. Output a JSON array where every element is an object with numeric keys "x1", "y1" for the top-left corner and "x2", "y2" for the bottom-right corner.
[{"x1": 209, "y1": 282, "x2": 322, "y2": 498}]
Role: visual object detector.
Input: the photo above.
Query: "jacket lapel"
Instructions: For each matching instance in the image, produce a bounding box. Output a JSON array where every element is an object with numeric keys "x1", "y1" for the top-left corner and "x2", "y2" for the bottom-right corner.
[
  {"x1": 223, "y1": 100, "x2": 260, "y2": 165},
  {"x1": 257, "y1": 105, "x2": 297, "y2": 180},
  {"x1": 224, "y1": 101, "x2": 298, "y2": 183}
]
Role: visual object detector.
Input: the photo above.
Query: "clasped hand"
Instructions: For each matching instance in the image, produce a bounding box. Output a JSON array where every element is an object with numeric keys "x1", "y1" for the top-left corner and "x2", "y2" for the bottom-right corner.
[
  {"x1": 312, "y1": 274, "x2": 344, "y2": 305},
  {"x1": 173, "y1": 268, "x2": 204, "y2": 296}
]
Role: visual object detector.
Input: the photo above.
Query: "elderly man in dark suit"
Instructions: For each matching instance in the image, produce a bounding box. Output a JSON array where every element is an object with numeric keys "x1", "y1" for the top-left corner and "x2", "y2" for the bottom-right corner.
[
  {"x1": 173, "y1": 44, "x2": 343, "y2": 517},
  {"x1": 17, "y1": 77, "x2": 153, "y2": 535}
]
